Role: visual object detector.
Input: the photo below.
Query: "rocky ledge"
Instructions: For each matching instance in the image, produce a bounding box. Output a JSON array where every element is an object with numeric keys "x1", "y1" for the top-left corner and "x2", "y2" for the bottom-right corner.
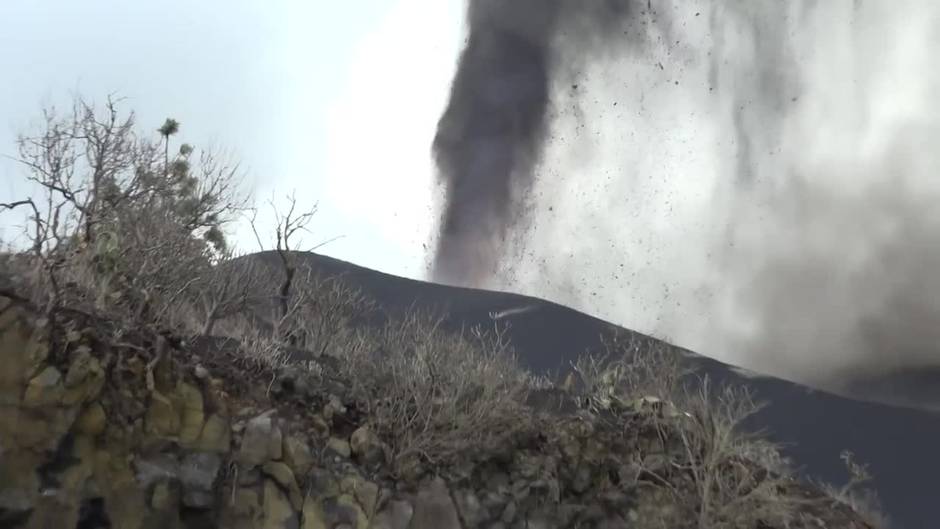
[{"x1": 0, "y1": 293, "x2": 878, "y2": 529}]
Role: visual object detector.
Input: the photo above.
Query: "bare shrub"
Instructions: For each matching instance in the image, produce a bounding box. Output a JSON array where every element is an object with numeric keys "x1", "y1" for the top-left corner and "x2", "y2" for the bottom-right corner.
[
  {"x1": 574, "y1": 334, "x2": 795, "y2": 526},
  {"x1": 1, "y1": 95, "x2": 247, "y2": 333},
  {"x1": 665, "y1": 378, "x2": 798, "y2": 528},
  {"x1": 244, "y1": 193, "x2": 350, "y2": 339},
  {"x1": 288, "y1": 267, "x2": 376, "y2": 357},
  {"x1": 188, "y1": 251, "x2": 267, "y2": 336},
  {"x1": 236, "y1": 325, "x2": 294, "y2": 375},
  {"x1": 570, "y1": 331, "x2": 691, "y2": 406},
  {"x1": 575, "y1": 332, "x2": 886, "y2": 528},
  {"x1": 820, "y1": 451, "x2": 892, "y2": 528},
  {"x1": 343, "y1": 311, "x2": 534, "y2": 475}
]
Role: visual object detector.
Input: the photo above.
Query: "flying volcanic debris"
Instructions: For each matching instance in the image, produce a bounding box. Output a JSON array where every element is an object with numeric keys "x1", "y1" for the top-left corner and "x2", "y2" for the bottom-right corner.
[
  {"x1": 431, "y1": 0, "x2": 940, "y2": 393},
  {"x1": 431, "y1": 0, "x2": 559, "y2": 287},
  {"x1": 431, "y1": 0, "x2": 656, "y2": 287}
]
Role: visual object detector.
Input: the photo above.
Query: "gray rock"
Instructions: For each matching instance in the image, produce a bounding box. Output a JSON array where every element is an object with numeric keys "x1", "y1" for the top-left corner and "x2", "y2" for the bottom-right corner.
[
  {"x1": 193, "y1": 365, "x2": 210, "y2": 379},
  {"x1": 22, "y1": 366, "x2": 63, "y2": 407},
  {"x1": 580, "y1": 504, "x2": 606, "y2": 523},
  {"x1": 453, "y1": 489, "x2": 487, "y2": 527},
  {"x1": 261, "y1": 461, "x2": 303, "y2": 510},
  {"x1": 306, "y1": 468, "x2": 339, "y2": 498},
  {"x1": 349, "y1": 426, "x2": 384, "y2": 466},
  {"x1": 263, "y1": 478, "x2": 299, "y2": 529},
  {"x1": 529, "y1": 478, "x2": 560, "y2": 504},
  {"x1": 272, "y1": 366, "x2": 311, "y2": 398},
  {"x1": 0, "y1": 488, "x2": 33, "y2": 517},
  {"x1": 238, "y1": 411, "x2": 282, "y2": 466},
  {"x1": 326, "y1": 437, "x2": 351, "y2": 459},
  {"x1": 282, "y1": 435, "x2": 314, "y2": 476},
  {"x1": 320, "y1": 495, "x2": 365, "y2": 527},
  {"x1": 237, "y1": 465, "x2": 262, "y2": 486},
  {"x1": 524, "y1": 512, "x2": 558, "y2": 529},
  {"x1": 481, "y1": 491, "x2": 506, "y2": 519},
  {"x1": 570, "y1": 466, "x2": 592, "y2": 494},
  {"x1": 411, "y1": 478, "x2": 461, "y2": 529},
  {"x1": 372, "y1": 499, "x2": 414, "y2": 529},
  {"x1": 501, "y1": 500, "x2": 518, "y2": 524},
  {"x1": 510, "y1": 480, "x2": 531, "y2": 503},
  {"x1": 135, "y1": 454, "x2": 180, "y2": 488},
  {"x1": 555, "y1": 504, "x2": 585, "y2": 527},
  {"x1": 597, "y1": 515, "x2": 631, "y2": 529},
  {"x1": 180, "y1": 452, "x2": 222, "y2": 508},
  {"x1": 486, "y1": 471, "x2": 511, "y2": 493},
  {"x1": 323, "y1": 395, "x2": 346, "y2": 421}
]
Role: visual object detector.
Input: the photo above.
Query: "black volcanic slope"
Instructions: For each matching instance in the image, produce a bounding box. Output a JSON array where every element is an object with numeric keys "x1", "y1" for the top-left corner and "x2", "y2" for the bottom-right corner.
[{"x1": 242, "y1": 251, "x2": 940, "y2": 529}]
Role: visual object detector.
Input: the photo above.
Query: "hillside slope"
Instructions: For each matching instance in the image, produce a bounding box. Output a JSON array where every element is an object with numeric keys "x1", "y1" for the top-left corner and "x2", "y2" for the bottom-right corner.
[
  {"x1": 0, "y1": 282, "x2": 881, "y2": 529},
  {"x1": 241, "y1": 251, "x2": 940, "y2": 529}
]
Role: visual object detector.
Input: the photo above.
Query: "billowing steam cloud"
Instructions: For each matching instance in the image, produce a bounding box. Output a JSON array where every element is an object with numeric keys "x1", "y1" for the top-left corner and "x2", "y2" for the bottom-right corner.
[{"x1": 433, "y1": 0, "x2": 940, "y2": 389}]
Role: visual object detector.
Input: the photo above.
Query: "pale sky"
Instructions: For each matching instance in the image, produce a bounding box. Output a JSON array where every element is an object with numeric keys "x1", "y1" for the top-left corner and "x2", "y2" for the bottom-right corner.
[{"x1": 0, "y1": 0, "x2": 464, "y2": 279}]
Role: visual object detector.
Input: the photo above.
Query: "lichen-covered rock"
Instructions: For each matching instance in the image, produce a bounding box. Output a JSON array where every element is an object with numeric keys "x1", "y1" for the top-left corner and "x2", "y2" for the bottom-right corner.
[
  {"x1": 62, "y1": 348, "x2": 105, "y2": 405},
  {"x1": 74, "y1": 402, "x2": 107, "y2": 436},
  {"x1": 149, "y1": 480, "x2": 177, "y2": 511},
  {"x1": 204, "y1": 376, "x2": 231, "y2": 417},
  {"x1": 196, "y1": 413, "x2": 231, "y2": 453},
  {"x1": 325, "y1": 437, "x2": 351, "y2": 459},
  {"x1": 238, "y1": 411, "x2": 283, "y2": 467},
  {"x1": 340, "y1": 475, "x2": 379, "y2": 516},
  {"x1": 349, "y1": 426, "x2": 384, "y2": 466},
  {"x1": 176, "y1": 382, "x2": 205, "y2": 446},
  {"x1": 145, "y1": 392, "x2": 181, "y2": 439},
  {"x1": 302, "y1": 493, "x2": 368, "y2": 529},
  {"x1": 322, "y1": 395, "x2": 346, "y2": 422},
  {"x1": 135, "y1": 454, "x2": 180, "y2": 489},
  {"x1": 282, "y1": 434, "x2": 314, "y2": 476},
  {"x1": 262, "y1": 461, "x2": 303, "y2": 510},
  {"x1": 147, "y1": 480, "x2": 183, "y2": 529},
  {"x1": 308, "y1": 414, "x2": 330, "y2": 437},
  {"x1": 300, "y1": 495, "x2": 326, "y2": 529},
  {"x1": 262, "y1": 478, "x2": 299, "y2": 529},
  {"x1": 22, "y1": 365, "x2": 63, "y2": 408},
  {"x1": 306, "y1": 468, "x2": 340, "y2": 498},
  {"x1": 411, "y1": 478, "x2": 461, "y2": 529},
  {"x1": 223, "y1": 487, "x2": 263, "y2": 528},
  {"x1": 0, "y1": 300, "x2": 48, "y2": 393}
]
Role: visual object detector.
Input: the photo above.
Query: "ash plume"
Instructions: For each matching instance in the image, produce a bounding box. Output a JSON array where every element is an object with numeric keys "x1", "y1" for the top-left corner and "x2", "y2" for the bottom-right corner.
[
  {"x1": 432, "y1": 0, "x2": 940, "y2": 391},
  {"x1": 430, "y1": 0, "x2": 557, "y2": 286},
  {"x1": 431, "y1": 0, "x2": 660, "y2": 286}
]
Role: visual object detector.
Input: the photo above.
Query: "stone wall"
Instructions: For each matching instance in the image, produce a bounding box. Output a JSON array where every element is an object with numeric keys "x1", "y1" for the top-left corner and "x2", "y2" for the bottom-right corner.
[{"x1": 0, "y1": 295, "x2": 876, "y2": 529}]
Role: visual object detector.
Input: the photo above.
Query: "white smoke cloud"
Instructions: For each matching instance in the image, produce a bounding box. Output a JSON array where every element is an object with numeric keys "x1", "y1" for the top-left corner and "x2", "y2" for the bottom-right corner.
[{"x1": 491, "y1": 0, "x2": 940, "y2": 387}]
